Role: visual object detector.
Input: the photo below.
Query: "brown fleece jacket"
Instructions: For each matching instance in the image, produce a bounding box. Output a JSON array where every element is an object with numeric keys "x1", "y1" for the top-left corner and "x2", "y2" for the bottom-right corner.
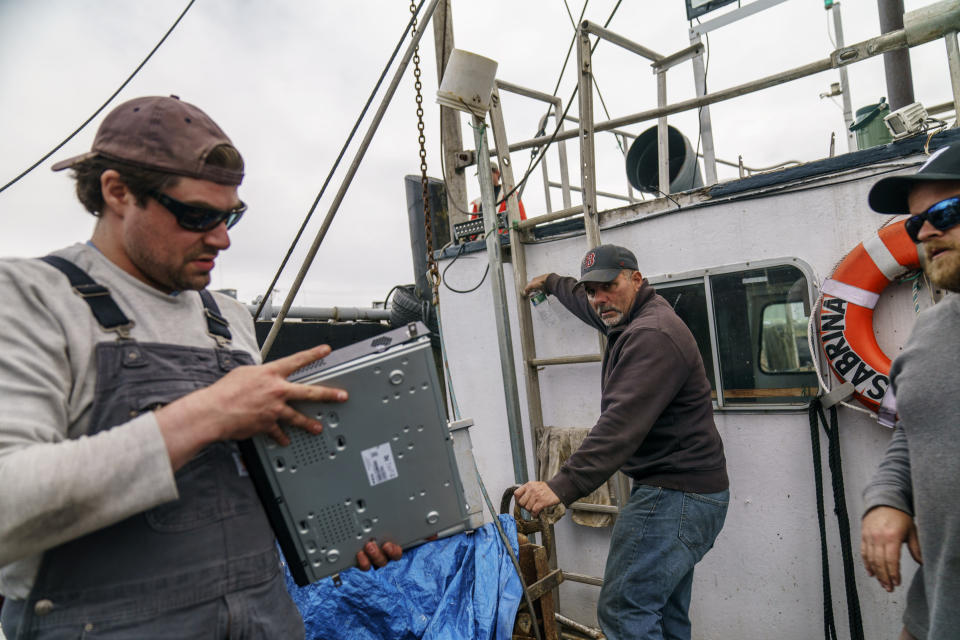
[{"x1": 543, "y1": 274, "x2": 728, "y2": 505}]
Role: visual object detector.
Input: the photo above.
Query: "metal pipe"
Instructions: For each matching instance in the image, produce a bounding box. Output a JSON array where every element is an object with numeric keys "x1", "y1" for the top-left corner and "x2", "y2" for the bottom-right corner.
[
  {"x1": 651, "y1": 43, "x2": 704, "y2": 73},
  {"x1": 656, "y1": 71, "x2": 670, "y2": 195},
  {"x1": 259, "y1": 0, "x2": 442, "y2": 358},
  {"x1": 496, "y1": 79, "x2": 558, "y2": 104},
  {"x1": 529, "y1": 353, "x2": 602, "y2": 367},
  {"x1": 517, "y1": 204, "x2": 585, "y2": 230},
  {"x1": 947, "y1": 31, "x2": 960, "y2": 119},
  {"x1": 690, "y1": 0, "x2": 790, "y2": 35},
  {"x1": 580, "y1": 20, "x2": 664, "y2": 62},
  {"x1": 473, "y1": 115, "x2": 529, "y2": 485},
  {"x1": 555, "y1": 613, "x2": 605, "y2": 639},
  {"x1": 576, "y1": 27, "x2": 602, "y2": 249},
  {"x1": 547, "y1": 182, "x2": 634, "y2": 202},
  {"x1": 832, "y1": 3, "x2": 856, "y2": 151},
  {"x1": 570, "y1": 501, "x2": 619, "y2": 513},
  {"x1": 249, "y1": 305, "x2": 391, "y2": 321},
  {"x1": 506, "y1": 22, "x2": 959, "y2": 155},
  {"x1": 689, "y1": 33, "x2": 718, "y2": 185},
  {"x1": 562, "y1": 572, "x2": 604, "y2": 587}
]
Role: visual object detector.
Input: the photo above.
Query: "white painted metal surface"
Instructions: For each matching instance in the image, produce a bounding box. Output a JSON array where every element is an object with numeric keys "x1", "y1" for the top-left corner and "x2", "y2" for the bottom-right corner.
[{"x1": 437, "y1": 158, "x2": 930, "y2": 638}]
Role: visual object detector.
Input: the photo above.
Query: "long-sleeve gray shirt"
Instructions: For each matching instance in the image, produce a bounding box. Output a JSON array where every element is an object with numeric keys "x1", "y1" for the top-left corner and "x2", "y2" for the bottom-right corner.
[
  {"x1": 863, "y1": 292, "x2": 960, "y2": 639},
  {"x1": 542, "y1": 274, "x2": 728, "y2": 505},
  {"x1": 0, "y1": 243, "x2": 260, "y2": 599}
]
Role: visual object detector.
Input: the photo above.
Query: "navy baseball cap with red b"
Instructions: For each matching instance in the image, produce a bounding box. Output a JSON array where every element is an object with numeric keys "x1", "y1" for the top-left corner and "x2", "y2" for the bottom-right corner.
[
  {"x1": 576, "y1": 244, "x2": 639, "y2": 287},
  {"x1": 51, "y1": 95, "x2": 243, "y2": 186}
]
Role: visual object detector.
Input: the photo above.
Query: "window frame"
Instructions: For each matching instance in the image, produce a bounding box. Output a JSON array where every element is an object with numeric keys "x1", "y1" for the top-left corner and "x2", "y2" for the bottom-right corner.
[{"x1": 648, "y1": 257, "x2": 818, "y2": 411}]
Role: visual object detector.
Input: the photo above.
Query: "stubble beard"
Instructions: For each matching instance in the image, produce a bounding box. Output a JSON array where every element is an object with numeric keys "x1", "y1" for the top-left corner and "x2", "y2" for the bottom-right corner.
[
  {"x1": 129, "y1": 238, "x2": 214, "y2": 292},
  {"x1": 923, "y1": 239, "x2": 960, "y2": 293}
]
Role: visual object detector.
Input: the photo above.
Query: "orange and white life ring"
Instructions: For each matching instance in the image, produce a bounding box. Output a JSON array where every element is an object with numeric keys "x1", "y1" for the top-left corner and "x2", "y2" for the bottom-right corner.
[{"x1": 818, "y1": 219, "x2": 920, "y2": 413}]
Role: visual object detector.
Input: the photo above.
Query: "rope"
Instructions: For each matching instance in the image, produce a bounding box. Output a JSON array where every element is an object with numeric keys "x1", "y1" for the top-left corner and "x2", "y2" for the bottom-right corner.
[
  {"x1": 822, "y1": 401, "x2": 865, "y2": 640},
  {"x1": 808, "y1": 397, "x2": 865, "y2": 640}
]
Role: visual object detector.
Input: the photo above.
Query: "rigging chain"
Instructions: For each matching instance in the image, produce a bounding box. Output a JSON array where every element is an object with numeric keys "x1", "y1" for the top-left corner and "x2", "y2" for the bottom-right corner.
[{"x1": 410, "y1": 0, "x2": 440, "y2": 305}]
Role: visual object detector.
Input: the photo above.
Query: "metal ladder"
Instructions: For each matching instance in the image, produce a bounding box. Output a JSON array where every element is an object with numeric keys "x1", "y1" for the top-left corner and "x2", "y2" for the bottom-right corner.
[{"x1": 478, "y1": 27, "x2": 635, "y2": 606}]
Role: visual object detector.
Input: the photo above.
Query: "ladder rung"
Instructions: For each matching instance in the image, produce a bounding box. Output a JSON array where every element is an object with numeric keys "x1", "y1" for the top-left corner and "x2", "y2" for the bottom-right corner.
[
  {"x1": 530, "y1": 354, "x2": 602, "y2": 367},
  {"x1": 562, "y1": 572, "x2": 604, "y2": 587},
  {"x1": 517, "y1": 204, "x2": 585, "y2": 230},
  {"x1": 569, "y1": 501, "x2": 619, "y2": 514}
]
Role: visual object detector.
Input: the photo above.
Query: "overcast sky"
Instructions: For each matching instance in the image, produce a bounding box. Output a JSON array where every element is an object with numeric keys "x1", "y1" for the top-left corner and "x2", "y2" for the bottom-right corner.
[{"x1": 0, "y1": 0, "x2": 950, "y2": 308}]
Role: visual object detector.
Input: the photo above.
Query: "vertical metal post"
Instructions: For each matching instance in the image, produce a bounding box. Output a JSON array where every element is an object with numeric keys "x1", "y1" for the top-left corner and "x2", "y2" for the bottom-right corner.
[
  {"x1": 576, "y1": 24, "x2": 602, "y2": 248},
  {"x1": 555, "y1": 100, "x2": 573, "y2": 211},
  {"x1": 689, "y1": 33, "x2": 718, "y2": 186},
  {"x1": 947, "y1": 31, "x2": 960, "y2": 121},
  {"x1": 656, "y1": 71, "x2": 671, "y2": 196},
  {"x1": 832, "y1": 3, "x2": 856, "y2": 151},
  {"x1": 877, "y1": 0, "x2": 915, "y2": 111},
  {"x1": 473, "y1": 114, "x2": 530, "y2": 485},
  {"x1": 432, "y1": 0, "x2": 469, "y2": 229},
  {"x1": 540, "y1": 144, "x2": 553, "y2": 214}
]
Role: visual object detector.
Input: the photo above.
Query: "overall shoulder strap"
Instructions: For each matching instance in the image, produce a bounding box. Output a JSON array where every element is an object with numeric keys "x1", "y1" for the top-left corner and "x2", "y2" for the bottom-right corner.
[
  {"x1": 39, "y1": 255, "x2": 134, "y2": 336},
  {"x1": 198, "y1": 289, "x2": 233, "y2": 346}
]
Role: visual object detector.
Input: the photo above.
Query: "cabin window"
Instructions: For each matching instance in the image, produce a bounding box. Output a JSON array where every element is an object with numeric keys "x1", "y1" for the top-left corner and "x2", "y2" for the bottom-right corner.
[{"x1": 654, "y1": 261, "x2": 818, "y2": 409}]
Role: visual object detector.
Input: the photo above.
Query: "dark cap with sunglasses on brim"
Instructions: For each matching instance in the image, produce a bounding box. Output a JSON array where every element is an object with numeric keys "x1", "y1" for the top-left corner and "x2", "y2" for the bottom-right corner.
[
  {"x1": 868, "y1": 144, "x2": 960, "y2": 214},
  {"x1": 51, "y1": 95, "x2": 244, "y2": 186},
  {"x1": 575, "y1": 244, "x2": 639, "y2": 287}
]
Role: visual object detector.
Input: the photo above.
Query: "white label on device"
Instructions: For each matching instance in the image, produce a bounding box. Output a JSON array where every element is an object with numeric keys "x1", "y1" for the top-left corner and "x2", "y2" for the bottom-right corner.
[{"x1": 361, "y1": 443, "x2": 398, "y2": 486}]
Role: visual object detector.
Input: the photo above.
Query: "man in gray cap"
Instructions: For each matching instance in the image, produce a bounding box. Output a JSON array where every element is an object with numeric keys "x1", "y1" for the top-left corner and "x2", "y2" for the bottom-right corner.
[
  {"x1": 515, "y1": 245, "x2": 728, "y2": 640},
  {"x1": 861, "y1": 142, "x2": 960, "y2": 640},
  {"x1": 0, "y1": 96, "x2": 398, "y2": 639}
]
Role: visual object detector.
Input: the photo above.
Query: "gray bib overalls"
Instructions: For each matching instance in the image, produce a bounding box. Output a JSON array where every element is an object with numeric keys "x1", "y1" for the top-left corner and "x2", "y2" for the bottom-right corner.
[{"x1": 0, "y1": 257, "x2": 303, "y2": 639}]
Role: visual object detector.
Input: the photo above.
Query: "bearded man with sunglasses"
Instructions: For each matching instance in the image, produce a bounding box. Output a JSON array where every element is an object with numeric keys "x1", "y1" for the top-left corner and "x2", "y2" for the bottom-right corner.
[
  {"x1": 0, "y1": 96, "x2": 399, "y2": 639},
  {"x1": 861, "y1": 143, "x2": 960, "y2": 640}
]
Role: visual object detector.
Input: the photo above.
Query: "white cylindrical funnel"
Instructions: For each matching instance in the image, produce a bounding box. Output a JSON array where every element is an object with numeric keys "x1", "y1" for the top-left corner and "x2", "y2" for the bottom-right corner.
[{"x1": 437, "y1": 49, "x2": 498, "y2": 117}]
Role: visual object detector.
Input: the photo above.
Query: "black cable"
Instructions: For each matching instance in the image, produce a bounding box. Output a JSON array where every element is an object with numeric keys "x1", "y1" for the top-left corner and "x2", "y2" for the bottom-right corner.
[
  {"x1": 809, "y1": 398, "x2": 839, "y2": 640},
  {"x1": 0, "y1": 0, "x2": 197, "y2": 195},
  {"x1": 442, "y1": 244, "x2": 489, "y2": 294},
  {"x1": 823, "y1": 402, "x2": 865, "y2": 640},
  {"x1": 646, "y1": 186, "x2": 682, "y2": 209},
  {"x1": 253, "y1": 0, "x2": 426, "y2": 320}
]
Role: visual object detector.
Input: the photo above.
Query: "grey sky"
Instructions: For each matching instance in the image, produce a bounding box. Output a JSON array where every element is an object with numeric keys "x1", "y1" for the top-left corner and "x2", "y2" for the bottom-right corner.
[{"x1": 0, "y1": 0, "x2": 948, "y2": 307}]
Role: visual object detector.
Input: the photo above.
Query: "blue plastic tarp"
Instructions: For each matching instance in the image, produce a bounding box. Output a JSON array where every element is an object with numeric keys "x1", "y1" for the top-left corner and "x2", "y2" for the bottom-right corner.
[{"x1": 284, "y1": 514, "x2": 523, "y2": 640}]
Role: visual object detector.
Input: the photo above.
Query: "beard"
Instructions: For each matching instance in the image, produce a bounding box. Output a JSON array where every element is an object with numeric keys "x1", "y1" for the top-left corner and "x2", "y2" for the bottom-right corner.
[
  {"x1": 923, "y1": 238, "x2": 960, "y2": 292},
  {"x1": 594, "y1": 305, "x2": 624, "y2": 327}
]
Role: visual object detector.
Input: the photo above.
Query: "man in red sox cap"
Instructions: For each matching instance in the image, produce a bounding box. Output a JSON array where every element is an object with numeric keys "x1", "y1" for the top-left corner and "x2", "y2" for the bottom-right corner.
[{"x1": 516, "y1": 243, "x2": 729, "y2": 640}]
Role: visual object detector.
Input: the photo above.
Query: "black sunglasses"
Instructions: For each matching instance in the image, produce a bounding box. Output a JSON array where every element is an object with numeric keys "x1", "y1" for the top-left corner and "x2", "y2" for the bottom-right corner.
[
  {"x1": 906, "y1": 196, "x2": 960, "y2": 242},
  {"x1": 148, "y1": 190, "x2": 246, "y2": 232}
]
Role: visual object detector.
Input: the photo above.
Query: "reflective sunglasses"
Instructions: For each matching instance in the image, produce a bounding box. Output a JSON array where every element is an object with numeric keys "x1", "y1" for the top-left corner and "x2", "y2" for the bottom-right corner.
[
  {"x1": 906, "y1": 196, "x2": 960, "y2": 242},
  {"x1": 149, "y1": 190, "x2": 246, "y2": 232}
]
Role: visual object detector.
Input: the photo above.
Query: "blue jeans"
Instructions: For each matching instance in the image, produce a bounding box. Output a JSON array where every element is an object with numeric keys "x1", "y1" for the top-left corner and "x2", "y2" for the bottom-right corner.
[{"x1": 597, "y1": 484, "x2": 728, "y2": 640}]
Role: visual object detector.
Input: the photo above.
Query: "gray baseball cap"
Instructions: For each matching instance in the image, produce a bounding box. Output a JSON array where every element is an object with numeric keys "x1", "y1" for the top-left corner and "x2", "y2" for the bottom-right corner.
[
  {"x1": 52, "y1": 95, "x2": 243, "y2": 185},
  {"x1": 575, "y1": 244, "x2": 639, "y2": 287}
]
